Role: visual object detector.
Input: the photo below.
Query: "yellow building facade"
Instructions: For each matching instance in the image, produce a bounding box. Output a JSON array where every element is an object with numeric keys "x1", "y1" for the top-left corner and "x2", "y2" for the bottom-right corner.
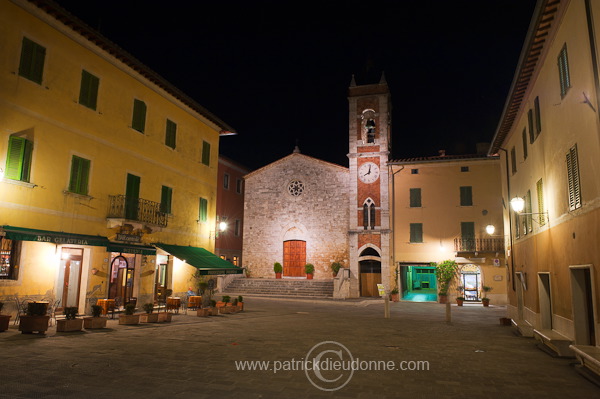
[
  {"x1": 0, "y1": 0, "x2": 238, "y2": 316},
  {"x1": 389, "y1": 154, "x2": 507, "y2": 305},
  {"x1": 489, "y1": 0, "x2": 600, "y2": 366}
]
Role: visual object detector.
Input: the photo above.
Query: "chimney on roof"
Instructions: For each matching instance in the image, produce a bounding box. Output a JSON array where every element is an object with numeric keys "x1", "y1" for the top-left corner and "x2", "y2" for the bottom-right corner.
[{"x1": 438, "y1": 150, "x2": 446, "y2": 157}]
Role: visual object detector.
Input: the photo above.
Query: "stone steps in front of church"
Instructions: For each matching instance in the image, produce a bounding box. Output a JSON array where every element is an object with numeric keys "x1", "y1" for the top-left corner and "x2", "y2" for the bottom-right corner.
[{"x1": 223, "y1": 278, "x2": 334, "y2": 298}]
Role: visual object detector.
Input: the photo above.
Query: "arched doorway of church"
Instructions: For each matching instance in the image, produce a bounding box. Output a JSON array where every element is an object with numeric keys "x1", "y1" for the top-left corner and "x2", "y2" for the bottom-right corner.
[
  {"x1": 283, "y1": 240, "x2": 306, "y2": 277},
  {"x1": 359, "y1": 247, "x2": 381, "y2": 297}
]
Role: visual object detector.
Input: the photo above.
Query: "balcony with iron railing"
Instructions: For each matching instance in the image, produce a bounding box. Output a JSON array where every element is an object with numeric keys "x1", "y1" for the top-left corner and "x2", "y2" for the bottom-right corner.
[
  {"x1": 454, "y1": 237, "x2": 504, "y2": 253},
  {"x1": 107, "y1": 195, "x2": 168, "y2": 228}
]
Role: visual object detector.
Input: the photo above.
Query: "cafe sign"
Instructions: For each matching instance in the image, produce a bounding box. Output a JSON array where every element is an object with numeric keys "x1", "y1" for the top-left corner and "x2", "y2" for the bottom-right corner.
[
  {"x1": 116, "y1": 233, "x2": 142, "y2": 243},
  {"x1": 1, "y1": 226, "x2": 109, "y2": 247}
]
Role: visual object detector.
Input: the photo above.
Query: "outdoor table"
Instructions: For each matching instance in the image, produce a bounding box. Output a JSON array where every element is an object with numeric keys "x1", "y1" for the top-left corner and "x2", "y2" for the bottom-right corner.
[
  {"x1": 97, "y1": 299, "x2": 115, "y2": 315},
  {"x1": 167, "y1": 297, "x2": 181, "y2": 313},
  {"x1": 188, "y1": 296, "x2": 202, "y2": 309}
]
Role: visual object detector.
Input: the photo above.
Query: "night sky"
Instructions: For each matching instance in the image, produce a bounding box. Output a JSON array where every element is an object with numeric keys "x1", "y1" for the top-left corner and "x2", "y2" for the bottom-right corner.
[{"x1": 52, "y1": 0, "x2": 537, "y2": 171}]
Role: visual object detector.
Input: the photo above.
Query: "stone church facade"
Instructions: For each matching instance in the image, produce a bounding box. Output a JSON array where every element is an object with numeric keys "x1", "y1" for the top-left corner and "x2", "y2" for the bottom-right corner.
[{"x1": 242, "y1": 77, "x2": 392, "y2": 297}]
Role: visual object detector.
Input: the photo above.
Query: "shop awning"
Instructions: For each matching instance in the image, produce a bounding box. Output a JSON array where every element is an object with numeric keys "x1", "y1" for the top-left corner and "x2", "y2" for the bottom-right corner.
[
  {"x1": 1, "y1": 225, "x2": 109, "y2": 247},
  {"x1": 107, "y1": 243, "x2": 156, "y2": 255},
  {"x1": 154, "y1": 243, "x2": 243, "y2": 275}
]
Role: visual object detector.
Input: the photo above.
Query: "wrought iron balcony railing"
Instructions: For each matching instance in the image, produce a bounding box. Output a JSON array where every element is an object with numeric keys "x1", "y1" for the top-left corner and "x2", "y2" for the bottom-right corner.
[
  {"x1": 454, "y1": 237, "x2": 504, "y2": 253},
  {"x1": 107, "y1": 195, "x2": 168, "y2": 228}
]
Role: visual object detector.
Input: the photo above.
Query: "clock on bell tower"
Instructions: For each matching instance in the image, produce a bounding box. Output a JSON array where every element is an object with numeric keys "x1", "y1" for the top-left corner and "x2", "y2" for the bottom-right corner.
[{"x1": 347, "y1": 73, "x2": 392, "y2": 297}]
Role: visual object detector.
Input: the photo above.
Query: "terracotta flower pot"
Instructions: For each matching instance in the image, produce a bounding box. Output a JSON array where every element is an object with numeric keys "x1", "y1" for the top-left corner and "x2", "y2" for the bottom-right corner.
[
  {"x1": 275, "y1": 272, "x2": 282, "y2": 279},
  {"x1": 482, "y1": 298, "x2": 490, "y2": 307},
  {"x1": 18, "y1": 315, "x2": 50, "y2": 334},
  {"x1": 83, "y1": 317, "x2": 108, "y2": 329},
  {"x1": 118, "y1": 314, "x2": 140, "y2": 325},
  {"x1": 0, "y1": 314, "x2": 12, "y2": 332},
  {"x1": 306, "y1": 273, "x2": 313, "y2": 280},
  {"x1": 197, "y1": 308, "x2": 210, "y2": 317},
  {"x1": 391, "y1": 294, "x2": 400, "y2": 302},
  {"x1": 140, "y1": 313, "x2": 159, "y2": 323},
  {"x1": 158, "y1": 312, "x2": 172, "y2": 322},
  {"x1": 438, "y1": 294, "x2": 448, "y2": 304},
  {"x1": 456, "y1": 299, "x2": 464, "y2": 306},
  {"x1": 57, "y1": 318, "x2": 84, "y2": 332}
]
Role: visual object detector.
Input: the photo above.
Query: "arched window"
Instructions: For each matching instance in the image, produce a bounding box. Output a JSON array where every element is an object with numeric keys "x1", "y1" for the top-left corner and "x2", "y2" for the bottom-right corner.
[
  {"x1": 366, "y1": 119, "x2": 376, "y2": 143},
  {"x1": 362, "y1": 198, "x2": 376, "y2": 230}
]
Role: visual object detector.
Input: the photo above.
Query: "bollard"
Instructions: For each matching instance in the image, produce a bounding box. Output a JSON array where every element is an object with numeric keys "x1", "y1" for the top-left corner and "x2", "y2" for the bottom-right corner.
[
  {"x1": 384, "y1": 295, "x2": 390, "y2": 319},
  {"x1": 445, "y1": 301, "x2": 451, "y2": 323}
]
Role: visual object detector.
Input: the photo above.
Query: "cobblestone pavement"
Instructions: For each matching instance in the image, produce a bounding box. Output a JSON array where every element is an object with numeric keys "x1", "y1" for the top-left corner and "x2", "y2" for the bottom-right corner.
[{"x1": 0, "y1": 298, "x2": 598, "y2": 399}]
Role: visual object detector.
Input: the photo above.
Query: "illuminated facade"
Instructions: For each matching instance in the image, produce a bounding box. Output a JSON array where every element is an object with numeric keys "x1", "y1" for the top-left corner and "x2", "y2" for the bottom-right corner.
[
  {"x1": 490, "y1": 0, "x2": 600, "y2": 363},
  {"x1": 0, "y1": 0, "x2": 236, "y2": 316}
]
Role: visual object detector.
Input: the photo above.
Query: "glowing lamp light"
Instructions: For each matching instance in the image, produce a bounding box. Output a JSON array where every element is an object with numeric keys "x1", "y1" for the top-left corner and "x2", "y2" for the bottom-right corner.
[
  {"x1": 218, "y1": 221, "x2": 228, "y2": 232},
  {"x1": 510, "y1": 196, "x2": 525, "y2": 213},
  {"x1": 485, "y1": 224, "x2": 496, "y2": 235}
]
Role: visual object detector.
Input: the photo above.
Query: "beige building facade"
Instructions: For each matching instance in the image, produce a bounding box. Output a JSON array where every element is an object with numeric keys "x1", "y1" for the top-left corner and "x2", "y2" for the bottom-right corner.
[
  {"x1": 490, "y1": 0, "x2": 600, "y2": 367},
  {"x1": 389, "y1": 154, "x2": 507, "y2": 305}
]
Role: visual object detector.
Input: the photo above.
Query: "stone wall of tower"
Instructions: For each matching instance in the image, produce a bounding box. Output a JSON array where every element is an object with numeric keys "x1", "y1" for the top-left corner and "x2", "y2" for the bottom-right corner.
[{"x1": 242, "y1": 154, "x2": 350, "y2": 278}]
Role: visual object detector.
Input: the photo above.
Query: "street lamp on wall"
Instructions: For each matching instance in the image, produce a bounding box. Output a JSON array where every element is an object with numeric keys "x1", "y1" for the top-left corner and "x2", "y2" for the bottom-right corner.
[
  {"x1": 485, "y1": 224, "x2": 496, "y2": 235},
  {"x1": 510, "y1": 196, "x2": 549, "y2": 222}
]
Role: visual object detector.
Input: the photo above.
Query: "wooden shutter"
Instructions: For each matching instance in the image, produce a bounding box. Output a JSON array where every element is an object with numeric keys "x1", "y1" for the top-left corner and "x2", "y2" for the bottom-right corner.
[
  {"x1": 19, "y1": 37, "x2": 45, "y2": 84},
  {"x1": 511, "y1": 147, "x2": 517, "y2": 174},
  {"x1": 534, "y1": 96, "x2": 542, "y2": 135},
  {"x1": 536, "y1": 179, "x2": 545, "y2": 226},
  {"x1": 199, "y1": 197, "x2": 208, "y2": 222},
  {"x1": 460, "y1": 186, "x2": 473, "y2": 206},
  {"x1": 410, "y1": 223, "x2": 422, "y2": 243},
  {"x1": 79, "y1": 70, "x2": 99, "y2": 110},
  {"x1": 165, "y1": 119, "x2": 177, "y2": 148},
  {"x1": 202, "y1": 141, "x2": 211, "y2": 166},
  {"x1": 5, "y1": 136, "x2": 32, "y2": 181},
  {"x1": 125, "y1": 174, "x2": 140, "y2": 220},
  {"x1": 522, "y1": 129, "x2": 528, "y2": 159},
  {"x1": 160, "y1": 186, "x2": 172, "y2": 213},
  {"x1": 528, "y1": 109, "x2": 535, "y2": 143},
  {"x1": 461, "y1": 222, "x2": 475, "y2": 250},
  {"x1": 410, "y1": 188, "x2": 421, "y2": 207},
  {"x1": 68, "y1": 155, "x2": 90, "y2": 195},
  {"x1": 566, "y1": 145, "x2": 581, "y2": 210},
  {"x1": 132, "y1": 100, "x2": 146, "y2": 132},
  {"x1": 558, "y1": 46, "x2": 570, "y2": 97}
]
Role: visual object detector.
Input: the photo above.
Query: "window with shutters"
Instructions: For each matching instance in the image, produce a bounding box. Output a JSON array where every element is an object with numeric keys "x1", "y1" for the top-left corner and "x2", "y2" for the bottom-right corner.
[
  {"x1": 165, "y1": 119, "x2": 177, "y2": 149},
  {"x1": 558, "y1": 44, "x2": 571, "y2": 98},
  {"x1": 132, "y1": 99, "x2": 146, "y2": 133},
  {"x1": 460, "y1": 186, "x2": 473, "y2": 206},
  {"x1": 68, "y1": 155, "x2": 91, "y2": 195},
  {"x1": 223, "y1": 173, "x2": 230, "y2": 190},
  {"x1": 534, "y1": 96, "x2": 542, "y2": 136},
  {"x1": 160, "y1": 186, "x2": 172, "y2": 214},
  {"x1": 79, "y1": 70, "x2": 99, "y2": 110},
  {"x1": 566, "y1": 144, "x2": 582, "y2": 210},
  {"x1": 511, "y1": 147, "x2": 517, "y2": 175},
  {"x1": 528, "y1": 109, "x2": 535, "y2": 144},
  {"x1": 235, "y1": 219, "x2": 241, "y2": 237},
  {"x1": 523, "y1": 190, "x2": 532, "y2": 234},
  {"x1": 236, "y1": 178, "x2": 243, "y2": 194},
  {"x1": 18, "y1": 37, "x2": 46, "y2": 84},
  {"x1": 409, "y1": 188, "x2": 421, "y2": 207},
  {"x1": 202, "y1": 141, "x2": 211, "y2": 166},
  {"x1": 536, "y1": 179, "x2": 546, "y2": 226},
  {"x1": 5, "y1": 136, "x2": 33, "y2": 182},
  {"x1": 199, "y1": 197, "x2": 208, "y2": 222},
  {"x1": 522, "y1": 128, "x2": 528, "y2": 160},
  {"x1": 461, "y1": 222, "x2": 475, "y2": 251},
  {"x1": 410, "y1": 223, "x2": 423, "y2": 243}
]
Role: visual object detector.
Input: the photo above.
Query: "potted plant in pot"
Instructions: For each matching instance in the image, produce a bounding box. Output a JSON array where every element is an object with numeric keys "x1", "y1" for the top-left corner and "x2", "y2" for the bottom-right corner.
[
  {"x1": 331, "y1": 262, "x2": 342, "y2": 278},
  {"x1": 237, "y1": 295, "x2": 244, "y2": 311},
  {"x1": 390, "y1": 288, "x2": 400, "y2": 302},
  {"x1": 305, "y1": 263, "x2": 315, "y2": 280},
  {"x1": 57, "y1": 307, "x2": 84, "y2": 332},
  {"x1": 119, "y1": 303, "x2": 140, "y2": 325},
  {"x1": 84, "y1": 304, "x2": 108, "y2": 329},
  {"x1": 209, "y1": 299, "x2": 218, "y2": 316},
  {"x1": 274, "y1": 262, "x2": 283, "y2": 279},
  {"x1": 456, "y1": 296, "x2": 465, "y2": 306},
  {"x1": 19, "y1": 301, "x2": 50, "y2": 334},
  {"x1": 140, "y1": 303, "x2": 159, "y2": 323},
  {"x1": 0, "y1": 301, "x2": 11, "y2": 332},
  {"x1": 431, "y1": 260, "x2": 459, "y2": 304},
  {"x1": 197, "y1": 291, "x2": 212, "y2": 317},
  {"x1": 482, "y1": 286, "x2": 493, "y2": 307},
  {"x1": 219, "y1": 296, "x2": 231, "y2": 314}
]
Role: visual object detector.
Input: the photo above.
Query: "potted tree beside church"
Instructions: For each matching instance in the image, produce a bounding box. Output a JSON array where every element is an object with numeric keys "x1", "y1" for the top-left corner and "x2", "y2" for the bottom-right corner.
[
  {"x1": 274, "y1": 262, "x2": 283, "y2": 279},
  {"x1": 305, "y1": 263, "x2": 315, "y2": 280}
]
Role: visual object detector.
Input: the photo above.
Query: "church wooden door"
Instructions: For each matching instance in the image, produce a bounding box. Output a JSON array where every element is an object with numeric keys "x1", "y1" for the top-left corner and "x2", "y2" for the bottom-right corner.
[{"x1": 283, "y1": 240, "x2": 306, "y2": 277}]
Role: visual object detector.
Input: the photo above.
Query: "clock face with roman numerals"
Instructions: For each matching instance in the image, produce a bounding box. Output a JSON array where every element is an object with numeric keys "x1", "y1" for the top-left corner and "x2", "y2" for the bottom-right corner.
[{"x1": 358, "y1": 162, "x2": 380, "y2": 184}]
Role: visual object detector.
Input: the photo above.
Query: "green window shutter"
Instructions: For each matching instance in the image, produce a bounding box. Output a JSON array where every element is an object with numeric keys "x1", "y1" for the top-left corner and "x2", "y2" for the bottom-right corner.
[
  {"x1": 199, "y1": 197, "x2": 208, "y2": 222},
  {"x1": 566, "y1": 144, "x2": 581, "y2": 210},
  {"x1": 528, "y1": 109, "x2": 534, "y2": 144},
  {"x1": 536, "y1": 179, "x2": 546, "y2": 226},
  {"x1": 410, "y1": 223, "x2": 423, "y2": 243},
  {"x1": 125, "y1": 174, "x2": 141, "y2": 220},
  {"x1": 5, "y1": 136, "x2": 33, "y2": 181},
  {"x1": 461, "y1": 222, "x2": 475, "y2": 251},
  {"x1": 160, "y1": 186, "x2": 172, "y2": 214},
  {"x1": 202, "y1": 141, "x2": 211, "y2": 166},
  {"x1": 525, "y1": 190, "x2": 532, "y2": 234},
  {"x1": 132, "y1": 100, "x2": 147, "y2": 133},
  {"x1": 534, "y1": 96, "x2": 542, "y2": 135},
  {"x1": 409, "y1": 188, "x2": 421, "y2": 207},
  {"x1": 18, "y1": 37, "x2": 46, "y2": 84},
  {"x1": 511, "y1": 147, "x2": 517, "y2": 174},
  {"x1": 79, "y1": 70, "x2": 99, "y2": 110},
  {"x1": 558, "y1": 45, "x2": 571, "y2": 98},
  {"x1": 522, "y1": 129, "x2": 528, "y2": 159},
  {"x1": 165, "y1": 119, "x2": 177, "y2": 149},
  {"x1": 68, "y1": 155, "x2": 90, "y2": 195},
  {"x1": 460, "y1": 186, "x2": 473, "y2": 206}
]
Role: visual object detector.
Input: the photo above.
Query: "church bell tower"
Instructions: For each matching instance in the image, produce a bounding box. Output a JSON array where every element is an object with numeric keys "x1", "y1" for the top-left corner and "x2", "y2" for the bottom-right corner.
[{"x1": 347, "y1": 73, "x2": 392, "y2": 297}]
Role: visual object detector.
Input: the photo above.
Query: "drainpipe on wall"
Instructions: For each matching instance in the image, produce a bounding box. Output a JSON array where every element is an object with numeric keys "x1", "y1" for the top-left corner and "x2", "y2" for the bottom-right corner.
[
  {"x1": 585, "y1": 0, "x2": 600, "y2": 131},
  {"x1": 389, "y1": 164, "x2": 404, "y2": 291}
]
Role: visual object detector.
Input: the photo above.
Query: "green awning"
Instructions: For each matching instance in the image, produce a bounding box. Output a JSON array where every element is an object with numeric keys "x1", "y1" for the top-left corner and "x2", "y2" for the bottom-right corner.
[
  {"x1": 154, "y1": 243, "x2": 243, "y2": 275},
  {"x1": 107, "y1": 243, "x2": 156, "y2": 255},
  {"x1": 1, "y1": 225, "x2": 109, "y2": 247}
]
